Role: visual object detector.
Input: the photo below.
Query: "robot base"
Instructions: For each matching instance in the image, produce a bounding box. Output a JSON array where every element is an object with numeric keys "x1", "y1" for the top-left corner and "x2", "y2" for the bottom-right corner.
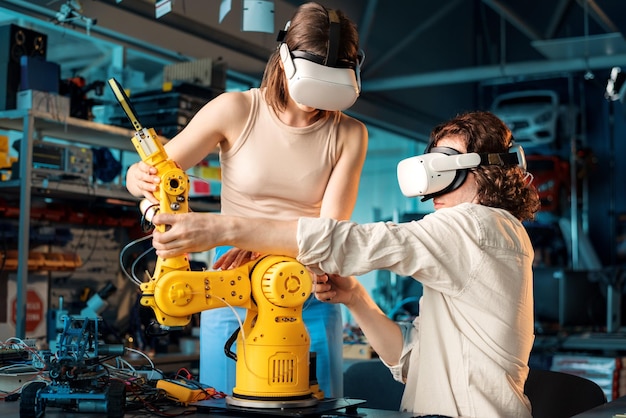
[
  {"x1": 194, "y1": 397, "x2": 366, "y2": 417},
  {"x1": 225, "y1": 394, "x2": 318, "y2": 409}
]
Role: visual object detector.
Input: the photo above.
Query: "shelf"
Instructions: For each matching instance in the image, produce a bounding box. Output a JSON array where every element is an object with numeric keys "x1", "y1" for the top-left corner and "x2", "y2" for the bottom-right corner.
[
  {"x1": 1, "y1": 105, "x2": 221, "y2": 339},
  {"x1": 0, "y1": 109, "x2": 220, "y2": 211},
  {"x1": 561, "y1": 332, "x2": 626, "y2": 352},
  {"x1": 0, "y1": 178, "x2": 137, "y2": 202},
  {"x1": 0, "y1": 108, "x2": 136, "y2": 151},
  {"x1": 0, "y1": 179, "x2": 220, "y2": 214},
  {"x1": 534, "y1": 332, "x2": 626, "y2": 354}
]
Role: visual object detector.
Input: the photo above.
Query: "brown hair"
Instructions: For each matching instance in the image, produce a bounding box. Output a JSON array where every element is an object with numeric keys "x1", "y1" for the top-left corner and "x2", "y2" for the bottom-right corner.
[
  {"x1": 260, "y1": 2, "x2": 360, "y2": 113},
  {"x1": 430, "y1": 111, "x2": 541, "y2": 221}
]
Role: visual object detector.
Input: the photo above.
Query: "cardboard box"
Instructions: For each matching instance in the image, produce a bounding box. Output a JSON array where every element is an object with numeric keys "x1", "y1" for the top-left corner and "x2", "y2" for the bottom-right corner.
[
  {"x1": 551, "y1": 354, "x2": 619, "y2": 401},
  {"x1": 17, "y1": 90, "x2": 70, "y2": 118},
  {"x1": 343, "y1": 343, "x2": 375, "y2": 359}
]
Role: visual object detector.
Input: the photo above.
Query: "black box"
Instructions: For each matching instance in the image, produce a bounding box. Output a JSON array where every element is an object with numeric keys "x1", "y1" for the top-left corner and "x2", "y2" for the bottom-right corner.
[
  {"x1": 0, "y1": 24, "x2": 47, "y2": 110},
  {"x1": 534, "y1": 268, "x2": 606, "y2": 330}
]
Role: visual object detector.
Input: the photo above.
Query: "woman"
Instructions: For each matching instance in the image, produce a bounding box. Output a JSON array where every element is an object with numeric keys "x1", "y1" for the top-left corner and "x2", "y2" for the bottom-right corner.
[{"x1": 125, "y1": 2, "x2": 368, "y2": 398}]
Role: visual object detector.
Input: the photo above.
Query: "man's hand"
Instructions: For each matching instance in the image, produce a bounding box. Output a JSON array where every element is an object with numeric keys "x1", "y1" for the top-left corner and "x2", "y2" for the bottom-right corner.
[
  {"x1": 315, "y1": 273, "x2": 404, "y2": 366},
  {"x1": 313, "y1": 273, "x2": 360, "y2": 307}
]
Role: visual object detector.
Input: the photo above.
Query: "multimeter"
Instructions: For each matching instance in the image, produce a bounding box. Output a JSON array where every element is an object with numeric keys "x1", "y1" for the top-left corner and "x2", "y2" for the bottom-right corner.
[{"x1": 156, "y1": 379, "x2": 217, "y2": 405}]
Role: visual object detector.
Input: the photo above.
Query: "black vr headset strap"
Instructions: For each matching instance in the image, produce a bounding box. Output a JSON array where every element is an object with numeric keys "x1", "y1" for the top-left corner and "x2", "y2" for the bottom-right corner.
[
  {"x1": 478, "y1": 152, "x2": 520, "y2": 166},
  {"x1": 325, "y1": 9, "x2": 340, "y2": 67},
  {"x1": 277, "y1": 9, "x2": 342, "y2": 68},
  {"x1": 277, "y1": 8, "x2": 362, "y2": 74},
  {"x1": 427, "y1": 140, "x2": 522, "y2": 167},
  {"x1": 276, "y1": 20, "x2": 290, "y2": 42}
]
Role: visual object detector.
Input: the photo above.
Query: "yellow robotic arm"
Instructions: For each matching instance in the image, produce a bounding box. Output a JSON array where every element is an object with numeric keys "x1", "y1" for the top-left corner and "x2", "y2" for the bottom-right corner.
[
  {"x1": 146, "y1": 253, "x2": 316, "y2": 404},
  {"x1": 108, "y1": 79, "x2": 321, "y2": 406}
]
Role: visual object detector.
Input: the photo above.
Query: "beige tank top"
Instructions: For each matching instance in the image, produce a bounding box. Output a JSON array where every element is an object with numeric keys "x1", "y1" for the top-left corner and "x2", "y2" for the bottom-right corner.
[{"x1": 219, "y1": 88, "x2": 341, "y2": 220}]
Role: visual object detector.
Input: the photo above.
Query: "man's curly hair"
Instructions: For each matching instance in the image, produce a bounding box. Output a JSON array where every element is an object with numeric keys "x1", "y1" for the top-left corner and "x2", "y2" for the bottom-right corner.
[{"x1": 429, "y1": 111, "x2": 540, "y2": 221}]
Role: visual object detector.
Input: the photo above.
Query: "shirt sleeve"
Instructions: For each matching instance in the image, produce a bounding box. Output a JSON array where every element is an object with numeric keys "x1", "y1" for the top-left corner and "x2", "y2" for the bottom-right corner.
[
  {"x1": 380, "y1": 317, "x2": 419, "y2": 384},
  {"x1": 296, "y1": 209, "x2": 482, "y2": 294},
  {"x1": 297, "y1": 216, "x2": 430, "y2": 277}
]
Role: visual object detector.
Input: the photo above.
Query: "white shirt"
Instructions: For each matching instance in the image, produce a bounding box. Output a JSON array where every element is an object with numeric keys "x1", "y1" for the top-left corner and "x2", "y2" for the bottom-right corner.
[{"x1": 297, "y1": 203, "x2": 534, "y2": 418}]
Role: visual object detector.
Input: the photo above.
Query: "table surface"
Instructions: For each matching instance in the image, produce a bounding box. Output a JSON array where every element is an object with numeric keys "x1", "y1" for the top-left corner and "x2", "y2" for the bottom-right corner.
[
  {"x1": 0, "y1": 397, "x2": 419, "y2": 418},
  {"x1": 11, "y1": 391, "x2": 626, "y2": 418},
  {"x1": 572, "y1": 394, "x2": 626, "y2": 417}
]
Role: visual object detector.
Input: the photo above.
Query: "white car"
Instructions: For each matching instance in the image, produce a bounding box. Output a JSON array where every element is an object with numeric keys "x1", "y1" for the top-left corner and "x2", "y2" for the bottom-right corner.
[{"x1": 491, "y1": 90, "x2": 560, "y2": 147}]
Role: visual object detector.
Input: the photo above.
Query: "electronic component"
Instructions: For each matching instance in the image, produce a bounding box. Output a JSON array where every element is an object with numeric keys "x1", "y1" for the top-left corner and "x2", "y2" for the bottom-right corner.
[
  {"x1": 11, "y1": 139, "x2": 93, "y2": 182},
  {"x1": 0, "y1": 348, "x2": 30, "y2": 364},
  {"x1": 19, "y1": 317, "x2": 126, "y2": 417}
]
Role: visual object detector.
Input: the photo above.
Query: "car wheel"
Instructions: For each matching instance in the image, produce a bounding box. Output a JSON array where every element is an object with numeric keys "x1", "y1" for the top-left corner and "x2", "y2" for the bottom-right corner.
[{"x1": 19, "y1": 381, "x2": 47, "y2": 418}]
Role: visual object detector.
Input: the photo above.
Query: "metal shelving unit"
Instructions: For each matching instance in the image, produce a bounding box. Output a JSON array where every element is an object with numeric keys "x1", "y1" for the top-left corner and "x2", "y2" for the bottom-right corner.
[
  {"x1": 0, "y1": 109, "x2": 138, "y2": 338},
  {"x1": 1, "y1": 108, "x2": 220, "y2": 338}
]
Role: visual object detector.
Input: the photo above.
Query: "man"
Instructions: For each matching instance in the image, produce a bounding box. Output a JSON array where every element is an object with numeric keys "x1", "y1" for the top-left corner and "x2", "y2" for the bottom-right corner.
[{"x1": 148, "y1": 111, "x2": 540, "y2": 417}]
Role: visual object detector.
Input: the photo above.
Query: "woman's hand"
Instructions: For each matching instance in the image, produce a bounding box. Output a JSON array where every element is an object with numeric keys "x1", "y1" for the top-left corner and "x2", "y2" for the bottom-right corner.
[
  {"x1": 213, "y1": 248, "x2": 261, "y2": 270},
  {"x1": 313, "y1": 273, "x2": 360, "y2": 307},
  {"x1": 151, "y1": 212, "x2": 216, "y2": 257},
  {"x1": 126, "y1": 161, "x2": 161, "y2": 203}
]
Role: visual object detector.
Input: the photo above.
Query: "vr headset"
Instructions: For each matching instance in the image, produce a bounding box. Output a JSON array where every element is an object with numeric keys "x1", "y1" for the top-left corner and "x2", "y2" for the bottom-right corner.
[
  {"x1": 397, "y1": 144, "x2": 527, "y2": 201},
  {"x1": 278, "y1": 9, "x2": 363, "y2": 111}
]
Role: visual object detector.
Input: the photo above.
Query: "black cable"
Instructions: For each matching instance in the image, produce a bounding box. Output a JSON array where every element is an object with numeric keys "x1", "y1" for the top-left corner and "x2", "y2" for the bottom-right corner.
[{"x1": 224, "y1": 328, "x2": 239, "y2": 361}]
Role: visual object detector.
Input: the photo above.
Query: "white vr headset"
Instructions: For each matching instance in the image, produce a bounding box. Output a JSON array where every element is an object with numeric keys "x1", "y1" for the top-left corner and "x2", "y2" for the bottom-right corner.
[
  {"x1": 280, "y1": 43, "x2": 362, "y2": 111},
  {"x1": 278, "y1": 9, "x2": 363, "y2": 111},
  {"x1": 397, "y1": 144, "x2": 526, "y2": 201}
]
